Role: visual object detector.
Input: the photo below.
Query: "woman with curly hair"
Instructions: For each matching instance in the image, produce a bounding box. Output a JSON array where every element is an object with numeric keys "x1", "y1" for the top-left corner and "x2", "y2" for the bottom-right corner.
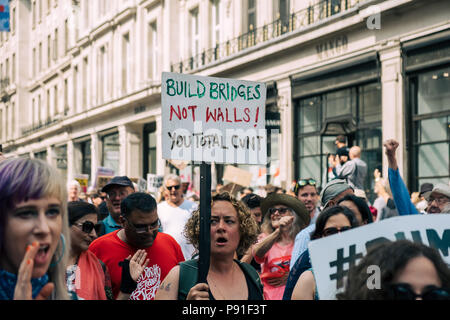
[
  {"x1": 154, "y1": 192, "x2": 262, "y2": 300},
  {"x1": 338, "y1": 240, "x2": 450, "y2": 300}
]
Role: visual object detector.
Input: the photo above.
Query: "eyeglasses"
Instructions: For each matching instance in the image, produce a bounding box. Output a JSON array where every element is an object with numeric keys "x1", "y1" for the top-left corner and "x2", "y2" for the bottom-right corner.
[
  {"x1": 74, "y1": 221, "x2": 101, "y2": 234},
  {"x1": 125, "y1": 217, "x2": 161, "y2": 234},
  {"x1": 269, "y1": 207, "x2": 292, "y2": 216},
  {"x1": 322, "y1": 226, "x2": 352, "y2": 237},
  {"x1": 387, "y1": 283, "x2": 450, "y2": 300},
  {"x1": 106, "y1": 190, "x2": 131, "y2": 200},
  {"x1": 293, "y1": 179, "x2": 316, "y2": 193},
  {"x1": 166, "y1": 185, "x2": 181, "y2": 191},
  {"x1": 429, "y1": 197, "x2": 449, "y2": 205}
]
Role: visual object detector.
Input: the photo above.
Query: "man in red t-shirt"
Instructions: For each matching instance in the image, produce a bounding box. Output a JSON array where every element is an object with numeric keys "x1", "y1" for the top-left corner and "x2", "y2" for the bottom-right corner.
[{"x1": 89, "y1": 192, "x2": 184, "y2": 300}]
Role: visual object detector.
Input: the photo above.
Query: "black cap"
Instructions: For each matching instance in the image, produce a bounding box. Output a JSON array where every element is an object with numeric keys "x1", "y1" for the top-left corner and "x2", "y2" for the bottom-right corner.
[
  {"x1": 419, "y1": 183, "x2": 433, "y2": 196},
  {"x1": 101, "y1": 176, "x2": 135, "y2": 193}
]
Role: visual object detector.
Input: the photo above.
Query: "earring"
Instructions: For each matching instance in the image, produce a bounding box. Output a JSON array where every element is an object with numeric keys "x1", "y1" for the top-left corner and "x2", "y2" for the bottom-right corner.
[{"x1": 49, "y1": 234, "x2": 66, "y2": 268}]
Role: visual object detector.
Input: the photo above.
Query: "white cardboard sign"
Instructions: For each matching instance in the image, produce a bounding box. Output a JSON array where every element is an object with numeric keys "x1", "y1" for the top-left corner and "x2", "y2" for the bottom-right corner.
[
  {"x1": 161, "y1": 72, "x2": 267, "y2": 165},
  {"x1": 308, "y1": 215, "x2": 450, "y2": 300}
]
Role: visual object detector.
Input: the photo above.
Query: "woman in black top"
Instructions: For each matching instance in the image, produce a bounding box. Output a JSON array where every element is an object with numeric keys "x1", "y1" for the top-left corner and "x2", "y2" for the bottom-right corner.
[{"x1": 155, "y1": 192, "x2": 263, "y2": 300}]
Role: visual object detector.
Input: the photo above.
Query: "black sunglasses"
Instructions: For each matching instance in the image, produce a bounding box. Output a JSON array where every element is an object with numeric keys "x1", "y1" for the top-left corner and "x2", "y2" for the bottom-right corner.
[
  {"x1": 387, "y1": 283, "x2": 450, "y2": 300},
  {"x1": 322, "y1": 226, "x2": 352, "y2": 237},
  {"x1": 75, "y1": 221, "x2": 101, "y2": 234},
  {"x1": 166, "y1": 185, "x2": 181, "y2": 191},
  {"x1": 269, "y1": 207, "x2": 292, "y2": 216}
]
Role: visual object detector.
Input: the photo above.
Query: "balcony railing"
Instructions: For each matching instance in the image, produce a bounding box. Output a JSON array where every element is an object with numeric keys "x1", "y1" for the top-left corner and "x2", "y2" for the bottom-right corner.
[{"x1": 171, "y1": 0, "x2": 365, "y2": 73}]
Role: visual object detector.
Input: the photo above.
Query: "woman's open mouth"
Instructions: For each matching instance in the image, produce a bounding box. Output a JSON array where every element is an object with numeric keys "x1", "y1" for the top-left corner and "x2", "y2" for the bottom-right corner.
[
  {"x1": 34, "y1": 244, "x2": 50, "y2": 265},
  {"x1": 215, "y1": 237, "x2": 228, "y2": 246}
]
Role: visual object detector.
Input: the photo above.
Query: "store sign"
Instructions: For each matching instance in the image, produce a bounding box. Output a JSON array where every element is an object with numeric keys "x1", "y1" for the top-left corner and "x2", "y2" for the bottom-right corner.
[
  {"x1": 161, "y1": 72, "x2": 267, "y2": 165},
  {"x1": 309, "y1": 215, "x2": 450, "y2": 300},
  {"x1": 316, "y1": 35, "x2": 348, "y2": 60}
]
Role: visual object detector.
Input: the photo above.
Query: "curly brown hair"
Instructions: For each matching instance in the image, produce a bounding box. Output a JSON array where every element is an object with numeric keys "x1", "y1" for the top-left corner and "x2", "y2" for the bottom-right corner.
[{"x1": 184, "y1": 192, "x2": 260, "y2": 256}]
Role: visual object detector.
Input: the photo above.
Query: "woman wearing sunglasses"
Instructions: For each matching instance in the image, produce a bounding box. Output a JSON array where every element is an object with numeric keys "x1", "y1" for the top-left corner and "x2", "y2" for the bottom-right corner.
[
  {"x1": 67, "y1": 201, "x2": 112, "y2": 299},
  {"x1": 252, "y1": 193, "x2": 310, "y2": 300},
  {"x1": 338, "y1": 240, "x2": 450, "y2": 300},
  {"x1": 291, "y1": 205, "x2": 358, "y2": 300}
]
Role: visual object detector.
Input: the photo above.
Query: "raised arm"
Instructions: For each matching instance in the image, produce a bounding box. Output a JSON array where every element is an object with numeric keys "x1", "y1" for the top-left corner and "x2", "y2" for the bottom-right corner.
[{"x1": 383, "y1": 139, "x2": 419, "y2": 215}]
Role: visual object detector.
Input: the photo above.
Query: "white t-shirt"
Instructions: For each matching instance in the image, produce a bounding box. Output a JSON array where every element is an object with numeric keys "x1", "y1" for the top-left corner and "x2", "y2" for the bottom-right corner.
[{"x1": 157, "y1": 199, "x2": 198, "y2": 260}]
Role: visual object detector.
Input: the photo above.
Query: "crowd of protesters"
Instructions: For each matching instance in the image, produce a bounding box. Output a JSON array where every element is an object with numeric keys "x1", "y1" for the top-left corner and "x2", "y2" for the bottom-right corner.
[{"x1": 0, "y1": 136, "x2": 449, "y2": 300}]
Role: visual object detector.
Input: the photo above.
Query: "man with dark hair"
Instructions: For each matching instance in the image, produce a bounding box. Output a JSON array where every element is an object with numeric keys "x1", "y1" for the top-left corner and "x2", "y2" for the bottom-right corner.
[
  {"x1": 241, "y1": 193, "x2": 263, "y2": 225},
  {"x1": 89, "y1": 192, "x2": 185, "y2": 300}
]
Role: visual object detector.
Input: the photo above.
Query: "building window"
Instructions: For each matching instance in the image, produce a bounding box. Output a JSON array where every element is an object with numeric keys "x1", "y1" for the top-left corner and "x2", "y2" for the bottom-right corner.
[
  {"x1": 32, "y1": 47, "x2": 37, "y2": 77},
  {"x1": 47, "y1": 34, "x2": 51, "y2": 68},
  {"x1": 64, "y1": 19, "x2": 69, "y2": 53},
  {"x1": 144, "y1": 122, "x2": 157, "y2": 176},
  {"x1": 34, "y1": 150, "x2": 47, "y2": 160},
  {"x1": 189, "y1": 7, "x2": 199, "y2": 64},
  {"x1": 410, "y1": 65, "x2": 450, "y2": 188},
  {"x1": 102, "y1": 133, "x2": 120, "y2": 175},
  {"x1": 147, "y1": 22, "x2": 158, "y2": 80},
  {"x1": 247, "y1": 0, "x2": 256, "y2": 32},
  {"x1": 53, "y1": 28, "x2": 58, "y2": 61},
  {"x1": 55, "y1": 145, "x2": 68, "y2": 179},
  {"x1": 11, "y1": 54, "x2": 15, "y2": 83},
  {"x1": 46, "y1": 88, "x2": 51, "y2": 120},
  {"x1": 32, "y1": 1, "x2": 36, "y2": 28},
  {"x1": 122, "y1": 33, "x2": 130, "y2": 94},
  {"x1": 97, "y1": 46, "x2": 106, "y2": 104},
  {"x1": 64, "y1": 78, "x2": 68, "y2": 113},
  {"x1": 39, "y1": 42, "x2": 42, "y2": 72},
  {"x1": 54, "y1": 85, "x2": 58, "y2": 115},
  {"x1": 210, "y1": 0, "x2": 220, "y2": 47},
  {"x1": 81, "y1": 140, "x2": 92, "y2": 178},
  {"x1": 295, "y1": 82, "x2": 382, "y2": 201},
  {"x1": 73, "y1": 65, "x2": 78, "y2": 113},
  {"x1": 82, "y1": 57, "x2": 88, "y2": 110}
]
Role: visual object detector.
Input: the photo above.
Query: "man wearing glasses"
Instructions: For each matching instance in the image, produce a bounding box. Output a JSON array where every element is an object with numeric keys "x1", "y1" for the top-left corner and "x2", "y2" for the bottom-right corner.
[
  {"x1": 89, "y1": 192, "x2": 185, "y2": 300},
  {"x1": 157, "y1": 174, "x2": 198, "y2": 260},
  {"x1": 97, "y1": 176, "x2": 135, "y2": 237}
]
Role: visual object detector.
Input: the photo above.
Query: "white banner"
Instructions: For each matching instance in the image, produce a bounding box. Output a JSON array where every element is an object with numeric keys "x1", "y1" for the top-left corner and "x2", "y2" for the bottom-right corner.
[
  {"x1": 308, "y1": 215, "x2": 450, "y2": 300},
  {"x1": 161, "y1": 72, "x2": 267, "y2": 165}
]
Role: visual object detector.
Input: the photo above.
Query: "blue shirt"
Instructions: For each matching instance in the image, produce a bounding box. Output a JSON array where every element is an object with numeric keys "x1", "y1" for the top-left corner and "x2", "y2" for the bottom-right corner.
[
  {"x1": 101, "y1": 214, "x2": 122, "y2": 235},
  {"x1": 388, "y1": 168, "x2": 419, "y2": 215}
]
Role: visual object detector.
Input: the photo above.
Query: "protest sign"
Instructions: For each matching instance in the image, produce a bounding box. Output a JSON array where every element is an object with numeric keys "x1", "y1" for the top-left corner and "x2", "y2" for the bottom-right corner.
[
  {"x1": 147, "y1": 174, "x2": 164, "y2": 193},
  {"x1": 161, "y1": 72, "x2": 267, "y2": 165},
  {"x1": 96, "y1": 175, "x2": 114, "y2": 190},
  {"x1": 222, "y1": 165, "x2": 253, "y2": 188},
  {"x1": 93, "y1": 167, "x2": 115, "y2": 189},
  {"x1": 308, "y1": 215, "x2": 450, "y2": 300},
  {"x1": 74, "y1": 174, "x2": 89, "y2": 193}
]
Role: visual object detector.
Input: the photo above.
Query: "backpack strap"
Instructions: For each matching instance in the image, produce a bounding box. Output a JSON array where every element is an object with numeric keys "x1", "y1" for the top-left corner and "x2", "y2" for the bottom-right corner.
[
  {"x1": 235, "y1": 260, "x2": 264, "y2": 298},
  {"x1": 178, "y1": 259, "x2": 199, "y2": 300},
  {"x1": 177, "y1": 259, "x2": 264, "y2": 300}
]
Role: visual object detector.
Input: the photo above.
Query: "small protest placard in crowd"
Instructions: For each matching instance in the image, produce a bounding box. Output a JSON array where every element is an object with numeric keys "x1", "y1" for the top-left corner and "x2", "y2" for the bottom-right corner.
[
  {"x1": 147, "y1": 174, "x2": 164, "y2": 193},
  {"x1": 309, "y1": 215, "x2": 450, "y2": 300}
]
